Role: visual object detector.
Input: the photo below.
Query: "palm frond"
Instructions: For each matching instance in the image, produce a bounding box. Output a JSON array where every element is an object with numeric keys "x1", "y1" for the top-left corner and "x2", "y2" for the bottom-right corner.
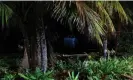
[
  {"x1": 0, "y1": 2, "x2": 13, "y2": 29},
  {"x1": 49, "y1": 1, "x2": 131, "y2": 45},
  {"x1": 95, "y1": 1, "x2": 115, "y2": 34},
  {"x1": 113, "y1": 1, "x2": 128, "y2": 23},
  {"x1": 51, "y1": 1, "x2": 106, "y2": 45}
]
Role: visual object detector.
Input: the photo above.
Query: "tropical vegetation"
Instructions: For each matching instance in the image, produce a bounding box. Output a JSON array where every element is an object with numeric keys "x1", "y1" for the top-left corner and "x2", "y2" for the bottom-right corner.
[{"x1": 0, "y1": 1, "x2": 133, "y2": 80}]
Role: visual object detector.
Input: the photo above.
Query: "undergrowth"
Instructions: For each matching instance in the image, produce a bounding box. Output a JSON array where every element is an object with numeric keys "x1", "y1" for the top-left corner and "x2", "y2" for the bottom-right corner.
[{"x1": 1, "y1": 57, "x2": 133, "y2": 80}]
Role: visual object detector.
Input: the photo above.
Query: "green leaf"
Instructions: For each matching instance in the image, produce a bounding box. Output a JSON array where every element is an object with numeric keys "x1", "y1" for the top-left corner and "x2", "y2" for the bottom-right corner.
[{"x1": 18, "y1": 73, "x2": 30, "y2": 80}]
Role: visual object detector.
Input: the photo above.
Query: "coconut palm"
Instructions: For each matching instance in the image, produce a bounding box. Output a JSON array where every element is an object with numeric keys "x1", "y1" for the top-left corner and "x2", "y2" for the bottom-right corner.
[
  {"x1": 48, "y1": 1, "x2": 132, "y2": 58},
  {"x1": 0, "y1": 1, "x2": 131, "y2": 71}
]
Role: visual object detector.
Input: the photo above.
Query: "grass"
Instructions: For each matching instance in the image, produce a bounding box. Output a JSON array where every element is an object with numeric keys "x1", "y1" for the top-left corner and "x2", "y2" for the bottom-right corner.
[{"x1": 1, "y1": 56, "x2": 133, "y2": 80}]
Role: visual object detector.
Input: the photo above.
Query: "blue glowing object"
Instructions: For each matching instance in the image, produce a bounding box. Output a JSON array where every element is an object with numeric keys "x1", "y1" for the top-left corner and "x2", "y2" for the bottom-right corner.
[{"x1": 64, "y1": 37, "x2": 78, "y2": 48}]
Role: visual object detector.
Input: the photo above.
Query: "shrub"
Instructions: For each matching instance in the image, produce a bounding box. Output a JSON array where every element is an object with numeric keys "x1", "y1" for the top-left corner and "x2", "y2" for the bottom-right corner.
[
  {"x1": 2, "y1": 68, "x2": 54, "y2": 80},
  {"x1": 2, "y1": 57, "x2": 133, "y2": 80}
]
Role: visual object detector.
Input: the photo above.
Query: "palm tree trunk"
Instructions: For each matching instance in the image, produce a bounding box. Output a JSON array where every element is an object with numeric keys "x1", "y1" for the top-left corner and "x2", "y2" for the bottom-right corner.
[
  {"x1": 39, "y1": 18, "x2": 48, "y2": 72},
  {"x1": 103, "y1": 38, "x2": 107, "y2": 58},
  {"x1": 17, "y1": 18, "x2": 30, "y2": 71},
  {"x1": 40, "y1": 30, "x2": 47, "y2": 72},
  {"x1": 19, "y1": 44, "x2": 29, "y2": 71},
  {"x1": 36, "y1": 31, "x2": 41, "y2": 68},
  {"x1": 36, "y1": 26, "x2": 47, "y2": 72}
]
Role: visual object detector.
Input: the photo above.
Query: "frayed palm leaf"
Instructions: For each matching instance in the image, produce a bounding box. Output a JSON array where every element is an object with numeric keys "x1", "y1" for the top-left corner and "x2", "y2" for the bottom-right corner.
[
  {"x1": 49, "y1": 1, "x2": 131, "y2": 45},
  {"x1": 0, "y1": 2, "x2": 13, "y2": 29}
]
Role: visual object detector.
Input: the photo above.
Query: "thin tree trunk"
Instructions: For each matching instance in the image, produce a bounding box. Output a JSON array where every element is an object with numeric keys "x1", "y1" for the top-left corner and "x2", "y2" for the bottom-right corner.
[
  {"x1": 40, "y1": 18, "x2": 47, "y2": 72},
  {"x1": 35, "y1": 17, "x2": 48, "y2": 72},
  {"x1": 40, "y1": 30, "x2": 47, "y2": 72},
  {"x1": 36, "y1": 28, "x2": 47, "y2": 72},
  {"x1": 103, "y1": 38, "x2": 107, "y2": 58},
  {"x1": 36, "y1": 30, "x2": 41, "y2": 68}
]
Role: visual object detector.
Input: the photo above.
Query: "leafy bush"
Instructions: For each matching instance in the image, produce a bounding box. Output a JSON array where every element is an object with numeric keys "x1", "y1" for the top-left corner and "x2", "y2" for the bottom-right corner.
[
  {"x1": 85, "y1": 57, "x2": 133, "y2": 79},
  {"x1": 1, "y1": 57, "x2": 133, "y2": 80},
  {"x1": 18, "y1": 68, "x2": 54, "y2": 80},
  {"x1": 1, "y1": 73, "x2": 16, "y2": 80},
  {"x1": 2, "y1": 68, "x2": 54, "y2": 80},
  {"x1": 55, "y1": 57, "x2": 133, "y2": 80}
]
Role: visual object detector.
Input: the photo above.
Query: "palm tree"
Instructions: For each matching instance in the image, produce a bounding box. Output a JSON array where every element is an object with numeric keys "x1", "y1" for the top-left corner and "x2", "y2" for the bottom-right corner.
[
  {"x1": 0, "y1": 1, "x2": 131, "y2": 71},
  {"x1": 49, "y1": 1, "x2": 132, "y2": 58}
]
